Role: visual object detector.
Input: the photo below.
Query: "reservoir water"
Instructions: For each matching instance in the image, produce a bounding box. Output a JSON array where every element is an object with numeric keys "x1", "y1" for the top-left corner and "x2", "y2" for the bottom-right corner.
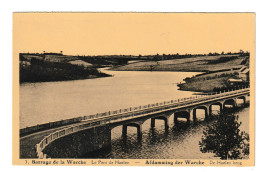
[
  {"x1": 20, "y1": 68, "x2": 249, "y2": 159},
  {"x1": 20, "y1": 68, "x2": 200, "y2": 128}
]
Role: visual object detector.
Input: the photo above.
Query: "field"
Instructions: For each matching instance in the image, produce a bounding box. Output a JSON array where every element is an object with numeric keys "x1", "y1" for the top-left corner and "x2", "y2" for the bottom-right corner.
[
  {"x1": 111, "y1": 55, "x2": 246, "y2": 72},
  {"x1": 178, "y1": 76, "x2": 231, "y2": 92}
]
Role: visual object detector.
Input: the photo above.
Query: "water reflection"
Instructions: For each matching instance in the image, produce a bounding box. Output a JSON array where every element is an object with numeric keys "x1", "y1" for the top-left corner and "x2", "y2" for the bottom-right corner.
[{"x1": 82, "y1": 102, "x2": 249, "y2": 159}]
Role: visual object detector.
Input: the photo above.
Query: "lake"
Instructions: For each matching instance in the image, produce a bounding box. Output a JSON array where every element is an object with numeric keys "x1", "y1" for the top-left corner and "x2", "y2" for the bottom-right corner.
[{"x1": 20, "y1": 68, "x2": 200, "y2": 128}]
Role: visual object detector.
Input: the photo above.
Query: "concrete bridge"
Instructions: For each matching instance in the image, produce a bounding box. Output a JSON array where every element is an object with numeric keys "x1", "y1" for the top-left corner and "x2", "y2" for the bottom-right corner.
[{"x1": 24, "y1": 87, "x2": 249, "y2": 158}]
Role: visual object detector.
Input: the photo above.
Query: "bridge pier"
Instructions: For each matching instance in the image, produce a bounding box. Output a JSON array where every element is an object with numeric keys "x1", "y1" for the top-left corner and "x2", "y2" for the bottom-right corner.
[
  {"x1": 209, "y1": 106, "x2": 212, "y2": 117},
  {"x1": 192, "y1": 110, "x2": 196, "y2": 122}
]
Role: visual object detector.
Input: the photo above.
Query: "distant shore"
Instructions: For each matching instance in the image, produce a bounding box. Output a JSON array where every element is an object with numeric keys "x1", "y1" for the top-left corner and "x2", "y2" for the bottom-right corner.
[{"x1": 111, "y1": 54, "x2": 249, "y2": 93}]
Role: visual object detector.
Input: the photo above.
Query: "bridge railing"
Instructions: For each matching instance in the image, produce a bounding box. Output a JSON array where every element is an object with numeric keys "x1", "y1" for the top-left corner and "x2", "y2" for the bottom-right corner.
[
  {"x1": 83, "y1": 87, "x2": 250, "y2": 121},
  {"x1": 35, "y1": 87, "x2": 250, "y2": 158},
  {"x1": 91, "y1": 87, "x2": 249, "y2": 121}
]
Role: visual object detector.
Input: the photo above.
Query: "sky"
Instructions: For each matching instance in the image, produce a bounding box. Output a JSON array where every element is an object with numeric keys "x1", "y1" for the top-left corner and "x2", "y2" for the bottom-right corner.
[{"x1": 13, "y1": 13, "x2": 255, "y2": 56}]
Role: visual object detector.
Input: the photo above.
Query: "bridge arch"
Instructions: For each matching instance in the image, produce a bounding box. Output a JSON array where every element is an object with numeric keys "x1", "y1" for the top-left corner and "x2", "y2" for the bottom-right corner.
[
  {"x1": 209, "y1": 102, "x2": 223, "y2": 115},
  {"x1": 151, "y1": 111, "x2": 174, "y2": 130},
  {"x1": 192, "y1": 105, "x2": 209, "y2": 122},
  {"x1": 174, "y1": 110, "x2": 191, "y2": 124},
  {"x1": 122, "y1": 123, "x2": 142, "y2": 140},
  {"x1": 223, "y1": 99, "x2": 237, "y2": 109},
  {"x1": 236, "y1": 96, "x2": 246, "y2": 106}
]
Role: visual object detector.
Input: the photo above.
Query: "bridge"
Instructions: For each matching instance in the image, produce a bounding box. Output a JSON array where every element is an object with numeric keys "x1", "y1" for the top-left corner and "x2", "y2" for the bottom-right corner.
[{"x1": 20, "y1": 87, "x2": 250, "y2": 159}]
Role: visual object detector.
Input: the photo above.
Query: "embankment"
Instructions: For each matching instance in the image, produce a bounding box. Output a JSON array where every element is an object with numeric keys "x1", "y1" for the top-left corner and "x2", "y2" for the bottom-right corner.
[{"x1": 177, "y1": 70, "x2": 249, "y2": 93}]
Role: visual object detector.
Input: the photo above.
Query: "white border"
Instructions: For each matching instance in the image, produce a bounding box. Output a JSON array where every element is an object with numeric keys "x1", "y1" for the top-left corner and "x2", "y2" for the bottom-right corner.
[{"x1": 1, "y1": 0, "x2": 259, "y2": 171}]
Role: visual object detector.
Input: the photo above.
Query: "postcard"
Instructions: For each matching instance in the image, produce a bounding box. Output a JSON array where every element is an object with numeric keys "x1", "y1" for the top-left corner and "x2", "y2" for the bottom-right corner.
[{"x1": 13, "y1": 12, "x2": 255, "y2": 166}]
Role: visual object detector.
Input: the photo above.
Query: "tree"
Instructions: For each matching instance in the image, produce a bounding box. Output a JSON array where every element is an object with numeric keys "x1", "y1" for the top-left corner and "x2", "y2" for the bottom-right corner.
[
  {"x1": 153, "y1": 54, "x2": 160, "y2": 61},
  {"x1": 150, "y1": 65, "x2": 155, "y2": 71},
  {"x1": 199, "y1": 113, "x2": 249, "y2": 159}
]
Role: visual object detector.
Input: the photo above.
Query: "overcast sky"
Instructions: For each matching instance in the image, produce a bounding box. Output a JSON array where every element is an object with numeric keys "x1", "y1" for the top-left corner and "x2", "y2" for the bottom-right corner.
[{"x1": 13, "y1": 13, "x2": 255, "y2": 56}]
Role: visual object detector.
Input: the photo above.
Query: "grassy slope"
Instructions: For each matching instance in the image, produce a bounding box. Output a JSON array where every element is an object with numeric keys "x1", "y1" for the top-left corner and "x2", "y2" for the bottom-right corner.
[
  {"x1": 178, "y1": 77, "x2": 230, "y2": 92},
  {"x1": 112, "y1": 54, "x2": 248, "y2": 93},
  {"x1": 112, "y1": 55, "x2": 245, "y2": 72}
]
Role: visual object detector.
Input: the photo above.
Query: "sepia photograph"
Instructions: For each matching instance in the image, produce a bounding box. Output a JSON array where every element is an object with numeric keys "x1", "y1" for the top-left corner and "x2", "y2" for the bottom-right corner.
[{"x1": 12, "y1": 12, "x2": 255, "y2": 166}]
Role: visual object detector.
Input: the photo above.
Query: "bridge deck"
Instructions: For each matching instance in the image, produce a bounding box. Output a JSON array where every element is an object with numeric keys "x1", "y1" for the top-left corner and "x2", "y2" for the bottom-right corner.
[{"x1": 20, "y1": 123, "x2": 85, "y2": 158}]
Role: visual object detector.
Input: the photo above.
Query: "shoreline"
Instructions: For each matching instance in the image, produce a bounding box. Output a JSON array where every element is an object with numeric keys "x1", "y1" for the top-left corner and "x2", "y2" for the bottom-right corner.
[
  {"x1": 20, "y1": 74, "x2": 111, "y2": 84},
  {"x1": 110, "y1": 67, "x2": 209, "y2": 73}
]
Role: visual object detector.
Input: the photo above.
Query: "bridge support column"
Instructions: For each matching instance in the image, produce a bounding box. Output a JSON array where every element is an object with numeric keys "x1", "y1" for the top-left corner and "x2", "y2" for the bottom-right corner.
[
  {"x1": 208, "y1": 106, "x2": 212, "y2": 117},
  {"x1": 122, "y1": 125, "x2": 127, "y2": 138},
  {"x1": 205, "y1": 106, "x2": 210, "y2": 119},
  {"x1": 219, "y1": 103, "x2": 223, "y2": 112},
  {"x1": 243, "y1": 97, "x2": 247, "y2": 105},
  {"x1": 151, "y1": 118, "x2": 155, "y2": 128},
  {"x1": 242, "y1": 97, "x2": 246, "y2": 106},
  {"x1": 137, "y1": 125, "x2": 142, "y2": 140},
  {"x1": 164, "y1": 118, "x2": 169, "y2": 129},
  {"x1": 192, "y1": 109, "x2": 197, "y2": 122}
]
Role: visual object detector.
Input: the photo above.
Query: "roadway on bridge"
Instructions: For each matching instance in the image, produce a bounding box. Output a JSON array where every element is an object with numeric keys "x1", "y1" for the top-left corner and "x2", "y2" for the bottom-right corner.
[{"x1": 20, "y1": 123, "x2": 83, "y2": 158}]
